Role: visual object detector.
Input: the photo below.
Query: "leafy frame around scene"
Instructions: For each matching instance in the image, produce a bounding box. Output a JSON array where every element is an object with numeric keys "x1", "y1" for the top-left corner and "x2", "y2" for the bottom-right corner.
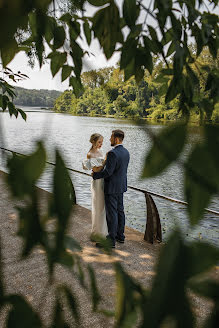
[{"x1": 0, "y1": 0, "x2": 219, "y2": 327}]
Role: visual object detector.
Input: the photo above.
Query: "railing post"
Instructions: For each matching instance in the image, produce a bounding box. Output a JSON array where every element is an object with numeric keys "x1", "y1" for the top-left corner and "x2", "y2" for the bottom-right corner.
[{"x1": 144, "y1": 192, "x2": 162, "y2": 244}]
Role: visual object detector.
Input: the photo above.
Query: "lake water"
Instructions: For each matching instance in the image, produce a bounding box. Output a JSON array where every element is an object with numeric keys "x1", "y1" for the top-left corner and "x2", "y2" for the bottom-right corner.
[{"x1": 0, "y1": 108, "x2": 218, "y2": 245}]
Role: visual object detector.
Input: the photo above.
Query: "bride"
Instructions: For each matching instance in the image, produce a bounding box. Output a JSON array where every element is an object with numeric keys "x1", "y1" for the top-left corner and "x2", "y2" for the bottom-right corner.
[{"x1": 82, "y1": 133, "x2": 108, "y2": 238}]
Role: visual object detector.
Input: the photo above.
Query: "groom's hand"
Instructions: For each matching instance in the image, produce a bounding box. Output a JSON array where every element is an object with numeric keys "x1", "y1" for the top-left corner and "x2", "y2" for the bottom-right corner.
[{"x1": 92, "y1": 166, "x2": 103, "y2": 172}]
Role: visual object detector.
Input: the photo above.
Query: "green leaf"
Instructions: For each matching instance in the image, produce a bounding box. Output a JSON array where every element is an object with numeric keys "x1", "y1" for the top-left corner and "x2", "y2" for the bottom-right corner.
[
  {"x1": 17, "y1": 108, "x2": 27, "y2": 121},
  {"x1": 158, "y1": 83, "x2": 168, "y2": 97},
  {"x1": 64, "y1": 235, "x2": 81, "y2": 252},
  {"x1": 120, "y1": 39, "x2": 137, "y2": 70},
  {"x1": 170, "y1": 14, "x2": 182, "y2": 40},
  {"x1": 208, "y1": 36, "x2": 218, "y2": 59},
  {"x1": 1, "y1": 38, "x2": 18, "y2": 67},
  {"x1": 16, "y1": 199, "x2": 43, "y2": 257},
  {"x1": 35, "y1": 36, "x2": 44, "y2": 67},
  {"x1": 48, "y1": 52, "x2": 67, "y2": 77},
  {"x1": 53, "y1": 25, "x2": 65, "y2": 49},
  {"x1": 142, "y1": 230, "x2": 194, "y2": 327},
  {"x1": 70, "y1": 41, "x2": 83, "y2": 78},
  {"x1": 123, "y1": 0, "x2": 140, "y2": 28},
  {"x1": 187, "y1": 242, "x2": 219, "y2": 278},
  {"x1": 154, "y1": 74, "x2": 169, "y2": 84},
  {"x1": 57, "y1": 250, "x2": 74, "y2": 268},
  {"x1": 124, "y1": 58, "x2": 135, "y2": 81},
  {"x1": 44, "y1": 16, "x2": 56, "y2": 44},
  {"x1": 53, "y1": 149, "x2": 76, "y2": 223},
  {"x1": 166, "y1": 41, "x2": 175, "y2": 57},
  {"x1": 51, "y1": 297, "x2": 66, "y2": 328},
  {"x1": 7, "y1": 295, "x2": 42, "y2": 328},
  {"x1": 87, "y1": 264, "x2": 101, "y2": 311},
  {"x1": 186, "y1": 64, "x2": 199, "y2": 86},
  {"x1": 161, "y1": 29, "x2": 173, "y2": 45},
  {"x1": 137, "y1": 47, "x2": 153, "y2": 75},
  {"x1": 185, "y1": 144, "x2": 219, "y2": 225},
  {"x1": 69, "y1": 20, "x2": 80, "y2": 40},
  {"x1": 126, "y1": 24, "x2": 142, "y2": 40},
  {"x1": 188, "y1": 279, "x2": 219, "y2": 301},
  {"x1": 148, "y1": 25, "x2": 158, "y2": 42},
  {"x1": 142, "y1": 123, "x2": 186, "y2": 178},
  {"x1": 1, "y1": 95, "x2": 9, "y2": 110},
  {"x1": 83, "y1": 20, "x2": 91, "y2": 45},
  {"x1": 50, "y1": 151, "x2": 76, "y2": 268},
  {"x1": 114, "y1": 262, "x2": 144, "y2": 328},
  {"x1": 92, "y1": 1, "x2": 123, "y2": 59},
  {"x1": 69, "y1": 76, "x2": 83, "y2": 97},
  {"x1": 8, "y1": 101, "x2": 17, "y2": 118},
  {"x1": 75, "y1": 256, "x2": 86, "y2": 288},
  {"x1": 60, "y1": 286, "x2": 80, "y2": 322},
  {"x1": 61, "y1": 65, "x2": 72, "y2": 82},
  {"x1": 60, "y1": 13, "x2": 72, "y2": 23},
  {"x1": 165, "y1": 76, "x2": 182, "y2": 103},
  {"x1": 143, "y1": 36, "x2": 160, "y2": 54},
  {"x1": 7, "y1": 141, "x2": 46, "y2": 198},
  {"x1": 87, "y1": 0, "x2": 109, "y2": 5}
]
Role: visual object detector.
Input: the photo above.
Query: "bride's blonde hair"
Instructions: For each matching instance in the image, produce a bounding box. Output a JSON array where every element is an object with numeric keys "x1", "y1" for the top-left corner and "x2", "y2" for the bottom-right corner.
[{"x1": 89, "y1": 133, "x2": 103, "y2": 150}]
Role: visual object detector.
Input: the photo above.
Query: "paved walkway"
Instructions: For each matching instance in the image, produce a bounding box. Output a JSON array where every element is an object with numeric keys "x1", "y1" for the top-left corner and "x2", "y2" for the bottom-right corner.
[{"x1": 0, "y1": 170, "x2": 217, "y2": 327}]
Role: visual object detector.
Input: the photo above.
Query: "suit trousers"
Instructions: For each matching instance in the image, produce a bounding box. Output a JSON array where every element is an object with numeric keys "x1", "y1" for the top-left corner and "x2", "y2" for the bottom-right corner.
[{"x1": 104, "y1": 193, "x2": 125, "y2": 245}]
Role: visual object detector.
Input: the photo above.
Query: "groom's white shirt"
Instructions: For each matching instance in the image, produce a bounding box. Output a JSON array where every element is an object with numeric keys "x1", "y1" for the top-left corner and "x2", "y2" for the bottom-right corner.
[{"x1": 113, "y1": 144, "x2": 123, "y2": 149}]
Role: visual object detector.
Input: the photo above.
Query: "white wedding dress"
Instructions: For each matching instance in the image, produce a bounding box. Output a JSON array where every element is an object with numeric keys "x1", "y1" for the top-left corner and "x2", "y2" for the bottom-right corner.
[{"x1": 82, "y1": 157, "x2": 108, "y2": 237}]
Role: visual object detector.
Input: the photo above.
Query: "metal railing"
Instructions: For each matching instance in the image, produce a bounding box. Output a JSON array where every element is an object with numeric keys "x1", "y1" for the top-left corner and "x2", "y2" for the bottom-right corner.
[{"x1": 1, "y1": 146, "x2": 219, "y2": 243}]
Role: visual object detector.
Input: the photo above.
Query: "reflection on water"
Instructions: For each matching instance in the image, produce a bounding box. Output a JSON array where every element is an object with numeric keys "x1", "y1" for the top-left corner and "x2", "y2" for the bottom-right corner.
[{"x1": 0, "y1": 109, "x2": 218, "y2": 245}]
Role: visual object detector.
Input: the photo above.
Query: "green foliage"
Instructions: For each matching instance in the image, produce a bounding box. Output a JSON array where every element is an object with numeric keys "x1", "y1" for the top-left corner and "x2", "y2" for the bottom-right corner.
[
  {"x1": 14, "y1": 87, "x2": 61, "y2": 107},
  {"x1": 6, "y1": 295, "x2": 42, "y2": 328},
  {"x1": 92, "y1": 1, "x2": 123, "y2": 59},
  {"x1": 0, "y1": 69, "x2": 27, "y2": 119}
]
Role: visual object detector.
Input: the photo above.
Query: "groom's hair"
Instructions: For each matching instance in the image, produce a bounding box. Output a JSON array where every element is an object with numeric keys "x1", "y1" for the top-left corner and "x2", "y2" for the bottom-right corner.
[{"x1": 112, "y1": 129, "x2": 124, "y2": 141}]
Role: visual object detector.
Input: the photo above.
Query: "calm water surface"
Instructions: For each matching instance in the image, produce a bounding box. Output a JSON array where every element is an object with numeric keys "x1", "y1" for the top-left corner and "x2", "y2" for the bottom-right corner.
[{"x1": 0, "y1": 108, "x2": 218, "y2": 245}]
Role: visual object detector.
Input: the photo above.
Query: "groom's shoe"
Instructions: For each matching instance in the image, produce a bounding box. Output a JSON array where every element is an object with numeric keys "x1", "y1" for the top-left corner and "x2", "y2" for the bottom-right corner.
[{"x1": 115, "y1": 237, "x2": 125, "y2": 244}]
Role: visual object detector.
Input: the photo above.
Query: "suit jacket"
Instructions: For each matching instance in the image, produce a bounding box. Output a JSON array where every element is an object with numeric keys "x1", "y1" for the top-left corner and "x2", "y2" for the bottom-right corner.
[{"x1": 93, "y1": 145, "x2": 130, "y2": 194}]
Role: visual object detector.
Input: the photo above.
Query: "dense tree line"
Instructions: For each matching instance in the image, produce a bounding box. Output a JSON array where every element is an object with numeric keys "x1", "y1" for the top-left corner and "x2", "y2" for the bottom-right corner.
[
  {"x1": 14, "y1": 87, "x2": 61, "y2": 107},
  {"x1": 54, "y1": 47, "x2": 219, "y2": 123}
]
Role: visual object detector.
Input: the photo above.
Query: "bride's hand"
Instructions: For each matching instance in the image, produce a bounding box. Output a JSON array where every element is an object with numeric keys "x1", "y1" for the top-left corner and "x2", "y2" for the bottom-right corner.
[{"x1": 92, "y1": 166, "x2": 103, "y2": 172}]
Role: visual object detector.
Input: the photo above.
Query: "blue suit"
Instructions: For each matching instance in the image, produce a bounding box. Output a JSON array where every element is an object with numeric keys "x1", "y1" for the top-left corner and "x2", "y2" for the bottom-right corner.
[{"x1": 93, "y1": 145, "x2": 130, "y2": 245}]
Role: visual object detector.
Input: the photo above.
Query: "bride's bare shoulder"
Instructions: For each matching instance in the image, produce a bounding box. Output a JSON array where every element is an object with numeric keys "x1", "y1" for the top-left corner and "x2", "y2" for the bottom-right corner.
[{"x1": 87, "y1": 152, "x2": 91, "y2": 159}]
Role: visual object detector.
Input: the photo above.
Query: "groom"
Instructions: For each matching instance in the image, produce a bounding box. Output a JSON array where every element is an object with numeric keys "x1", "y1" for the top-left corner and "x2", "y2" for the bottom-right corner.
[{"x1": 92, "y1": 129, "x2": 130, "y2": 248}]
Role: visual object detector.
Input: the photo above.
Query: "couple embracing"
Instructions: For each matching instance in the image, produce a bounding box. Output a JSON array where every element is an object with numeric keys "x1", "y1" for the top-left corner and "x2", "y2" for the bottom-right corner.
[{"x1": 83, "y1": 130, "x2": 130, "y2": 248}]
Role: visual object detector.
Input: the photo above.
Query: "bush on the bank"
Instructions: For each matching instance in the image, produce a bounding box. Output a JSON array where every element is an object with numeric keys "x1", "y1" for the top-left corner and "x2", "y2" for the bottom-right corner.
[{"x1": 212, "y1": 106, "x2": 219, "y2": 123}]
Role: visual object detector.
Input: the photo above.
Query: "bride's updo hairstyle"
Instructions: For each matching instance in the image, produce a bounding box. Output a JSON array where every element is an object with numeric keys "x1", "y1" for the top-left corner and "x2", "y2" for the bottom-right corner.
[{"x1": 90, "y1": 133, "x2": 103, "y2": 149}]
